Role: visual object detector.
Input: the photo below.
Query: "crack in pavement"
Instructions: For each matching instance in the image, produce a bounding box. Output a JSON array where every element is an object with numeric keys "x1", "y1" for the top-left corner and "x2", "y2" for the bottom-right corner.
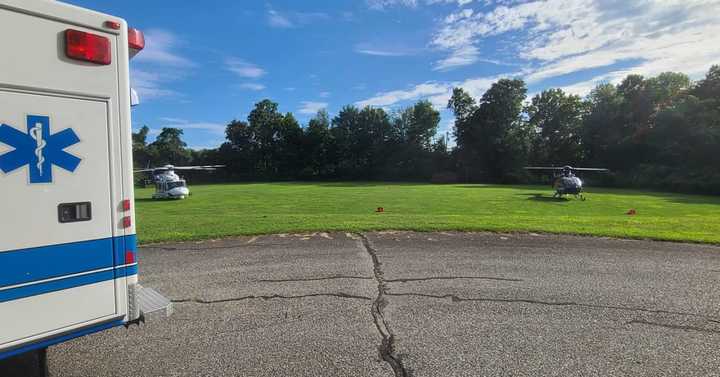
[
  {"x1": 627, "y1": 320, "x2": 720, "y2": 334},
  {"x1": 385, "y1": 293, "x2": 720, "y2": 323},
  {"x1": 386, "y1": 276, "x2": 522, "y2": 283},
  {"x1": 359, "y1": 233, "x2": 411, "y2": 377},
  {"x1": 257, "y1": 275, "x2": 374, "y2": 283},
  {"x1": 172, "y1": 292, "x2": 372, "y2": 304}
]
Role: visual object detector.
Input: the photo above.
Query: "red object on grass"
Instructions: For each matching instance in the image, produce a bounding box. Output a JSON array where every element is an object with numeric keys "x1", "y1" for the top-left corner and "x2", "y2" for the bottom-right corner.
[{"x1": 376, "y1": 207, "x2": 384, "y2": 213}]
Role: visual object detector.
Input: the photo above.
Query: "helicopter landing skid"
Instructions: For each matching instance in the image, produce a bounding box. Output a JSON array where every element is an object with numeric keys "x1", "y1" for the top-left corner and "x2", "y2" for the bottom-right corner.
[{"x1": 554, "y1": 191, "x2": 586, "y2": 200}]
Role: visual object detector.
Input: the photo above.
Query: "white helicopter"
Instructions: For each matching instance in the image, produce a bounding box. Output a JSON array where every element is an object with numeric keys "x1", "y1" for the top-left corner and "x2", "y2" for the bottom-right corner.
[{"x1": 134, "y1": 165, "x2": 225, "y2": 199}]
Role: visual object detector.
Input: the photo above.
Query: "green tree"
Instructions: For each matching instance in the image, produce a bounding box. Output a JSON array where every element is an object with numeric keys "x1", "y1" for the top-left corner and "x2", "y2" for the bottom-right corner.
[
  {"x1": 455, "y1": 78, "x2": 529, "y2": 181},
  {"x1": 247, "y1": 99, "x2": 285, "y2": 176},
  {"x1": 692, "y1": 65, "x2": 720, "y2": 100},
  {"x1": 526, "y1": 89, "x2": 587, "y2": 165},
  {"x1": 447, "y1": 87, "x2": 477, "y2": 122},
  {"x1": 220, "y1": 120, "x2": 255, "y2": 178},
  {"x1": 384, "y1": 100, "x2": 441, "y2": 179},
  {"x1": 330, "y1": 105, "x2": 392, "y2": 178},
  {"x1": 302, "y1": 110, "x2": 335, "y2": 177},
  {"x1": 396, "y1": 100, "x2": 440, "y2": 150},
  {"x1": 131, "y1": 125, "x2": 152, "y2": 168},
  {"x1": 582, "y1": 83, "x2": 624, "y2": 168},
  {"x1": 149, "y1": 127, "x2": 190, "y2": 165},
  {"x1": 276, "y1": 112, "x2": 304, "y2": 177}
]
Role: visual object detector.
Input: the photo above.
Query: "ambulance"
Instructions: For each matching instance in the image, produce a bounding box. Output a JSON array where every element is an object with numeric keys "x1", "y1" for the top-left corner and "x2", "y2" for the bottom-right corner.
[{"x1": 0, "y1": 0, "x2": 171, "y2": 372}]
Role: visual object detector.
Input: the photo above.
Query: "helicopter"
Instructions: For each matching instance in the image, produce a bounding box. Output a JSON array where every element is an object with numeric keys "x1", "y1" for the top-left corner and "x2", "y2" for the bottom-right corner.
[
  {"x1": 134, "y1": 165, "x2": 225, "y2": 199},
  {"x1": 524, "y1": 165, "x2": 609, "y2": 200}
]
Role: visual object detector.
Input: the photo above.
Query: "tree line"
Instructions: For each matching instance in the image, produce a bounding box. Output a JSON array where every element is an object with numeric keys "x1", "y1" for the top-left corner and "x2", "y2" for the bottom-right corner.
[{"x1": 133, "y1": 65, "x2": 720, "y2": 194}]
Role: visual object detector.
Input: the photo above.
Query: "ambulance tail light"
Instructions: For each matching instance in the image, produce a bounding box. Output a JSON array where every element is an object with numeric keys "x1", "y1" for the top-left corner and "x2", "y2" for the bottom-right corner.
[
  {"x1": 128, "y1": 28, "x2": 144, "y2": 58},
  {"x1": 65, "y1": 29, "x2": 111, "y2": 65},
  {"x1": 125, "y1": 251, "x2": 136, "y2": 265}
]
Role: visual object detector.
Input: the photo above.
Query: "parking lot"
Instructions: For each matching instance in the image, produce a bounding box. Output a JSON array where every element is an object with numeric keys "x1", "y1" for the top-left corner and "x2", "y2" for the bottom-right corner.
[{"x1": 48, "y1": 232, "x2": 720, "y2": 376}]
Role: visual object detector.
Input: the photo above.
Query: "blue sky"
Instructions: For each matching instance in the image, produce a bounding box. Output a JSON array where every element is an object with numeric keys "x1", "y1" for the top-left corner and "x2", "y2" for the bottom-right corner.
[{"x1": 65, "y1": 0, "x2": 720, "y2": 150}]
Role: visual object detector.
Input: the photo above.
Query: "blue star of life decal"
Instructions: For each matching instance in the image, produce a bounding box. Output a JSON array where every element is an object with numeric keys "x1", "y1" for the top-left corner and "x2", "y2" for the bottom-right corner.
[{"x1": 0, "y1": 115, "x2": 81, "y2": 184}]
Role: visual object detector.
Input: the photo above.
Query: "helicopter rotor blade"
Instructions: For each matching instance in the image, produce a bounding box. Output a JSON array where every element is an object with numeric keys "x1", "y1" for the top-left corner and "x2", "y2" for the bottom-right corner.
[
  {"x1": 172, "y1": 165, "x2": 226, "y2": 171},
  {"x1": 524, "y1": 167, "x2": 563, "y2": 170},
  {"x1": 572, "y1": 167, "x2": 609, "y2": 172}
]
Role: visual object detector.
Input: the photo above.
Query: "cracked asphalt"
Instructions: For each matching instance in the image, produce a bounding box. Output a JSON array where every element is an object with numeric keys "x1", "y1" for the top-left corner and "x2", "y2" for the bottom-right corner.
[{"x1": 46, "y1": 232, "x2": 720, "y2": 377}]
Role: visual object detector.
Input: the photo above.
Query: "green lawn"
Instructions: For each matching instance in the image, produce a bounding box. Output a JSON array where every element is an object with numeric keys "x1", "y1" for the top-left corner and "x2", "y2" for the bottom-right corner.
[{"x1": 134, "y1": 182, "x2": 720, "y2": 244}]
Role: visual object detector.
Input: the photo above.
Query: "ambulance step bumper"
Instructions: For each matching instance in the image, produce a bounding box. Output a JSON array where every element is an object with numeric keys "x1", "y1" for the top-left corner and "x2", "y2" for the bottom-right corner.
[{"x1": 137, "y1": 285, "x2": 173, "y2": 318}]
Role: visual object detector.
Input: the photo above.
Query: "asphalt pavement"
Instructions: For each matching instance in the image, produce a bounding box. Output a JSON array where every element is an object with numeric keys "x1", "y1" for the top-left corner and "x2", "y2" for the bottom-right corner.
[{"x1": 43, "y1": 232, "x2": 720, "y2": 376}]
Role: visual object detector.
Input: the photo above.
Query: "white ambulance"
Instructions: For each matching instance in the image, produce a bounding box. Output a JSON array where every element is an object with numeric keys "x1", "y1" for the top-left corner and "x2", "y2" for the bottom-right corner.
[{"x1": 0, "y1": 0, "x2": 171, "y2": 372}]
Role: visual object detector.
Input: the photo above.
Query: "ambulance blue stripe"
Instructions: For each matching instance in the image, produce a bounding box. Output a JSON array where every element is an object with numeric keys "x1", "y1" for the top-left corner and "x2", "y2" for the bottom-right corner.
[
  {"x1": 113, "y1": 234, "x2": 138, "y2": 269},
  {"x1": 0, "y1": 319, "x2": 124, "y2": 361},
  {"x1": 0, "y1": 264, "x2": 138, "y2": 303},
  {"x1": 0, "y1": 270, "x2": 115, "y2": 303},
  {"x1": 0, "y1": 235, "x2": 137, "y2": 289},
  {"x1": 118, "y1": 264, "x2": 138, "y2": 276}
]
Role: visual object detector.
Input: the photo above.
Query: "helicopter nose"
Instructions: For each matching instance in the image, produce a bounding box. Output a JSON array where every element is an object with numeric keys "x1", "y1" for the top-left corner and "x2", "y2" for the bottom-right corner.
[{"x1": 170, "y1": 187, "x2": 190, "y2": 196}]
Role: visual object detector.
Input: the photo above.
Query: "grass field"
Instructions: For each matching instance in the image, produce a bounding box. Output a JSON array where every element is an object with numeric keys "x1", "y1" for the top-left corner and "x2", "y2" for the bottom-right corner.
[{"x1": 134, "y1": 182, "x2": 720, "y2": 244}]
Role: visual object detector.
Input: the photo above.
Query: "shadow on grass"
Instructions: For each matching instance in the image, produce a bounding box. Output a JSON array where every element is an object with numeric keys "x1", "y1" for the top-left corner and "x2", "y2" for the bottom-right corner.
[
  {"x1": 303, "y1": 182, "x2": 422, "y2": 188},
  {"x1": 519, "y1": 193, "x2": 570, "y2": 202},
  {"x1": 134, "y1": 198, "x2": 183, "y2": 203}
]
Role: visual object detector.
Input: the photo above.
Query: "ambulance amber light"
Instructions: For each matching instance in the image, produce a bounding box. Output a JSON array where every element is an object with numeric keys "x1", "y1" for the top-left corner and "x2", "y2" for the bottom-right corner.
[
  {"x1": 65, "y1": 29, "x2": 111, "y2": 65},
  {"x1": 105, "y1": 20, "x2": 121, "y2": 30}
]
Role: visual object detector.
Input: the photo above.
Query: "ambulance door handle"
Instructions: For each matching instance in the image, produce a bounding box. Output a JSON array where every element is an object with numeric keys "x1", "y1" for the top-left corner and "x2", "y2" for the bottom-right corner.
[{"x1": 58, "y1": 202, "x2": 92, "y2": 223}]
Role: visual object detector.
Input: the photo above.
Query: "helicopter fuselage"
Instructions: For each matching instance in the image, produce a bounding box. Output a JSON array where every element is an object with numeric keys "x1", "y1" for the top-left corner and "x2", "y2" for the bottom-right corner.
[
  {"x1": 151, "y1": 170, "x2": 190, "y2": 199},
  {"x1": 554, "y1": 175, "x2": 583, "y2": 196}
]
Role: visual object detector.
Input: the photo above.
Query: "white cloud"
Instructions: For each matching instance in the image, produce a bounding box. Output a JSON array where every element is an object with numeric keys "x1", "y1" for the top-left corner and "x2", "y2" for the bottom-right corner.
[
  {"x1": 130, "y1": 29, "x2": 193, "y2": 100},
  {"x1": 225, "y1": 58, "x2": 266, "y2": 78},
  {"x1": 356, "y1": 74, "x2": 505, "y2": 109},
  {"x1": 158, "y1": 117, "x2": 188, "y2": 124},
  {"x1": 355, "y1": 47, "x2": 412, "y2": 57},
  {"x1": 267, "y1": 9, "x2": 330, "y2": 28},
  {"x1": 357, "y1": 82, "x2": 448, "y2": 108},
  {"x1": 268, "y1": 9, "x2": 293, "y2": 28},
  {"x1": 367, "y1": 0, "x2": 472, "y2": 9},
  {"x1": 367, "y1": 0, "x2": 418, "y2": 9},
  {"x1": 429, "y1": 0, "x2": 474, "y2": 5},
  {"x1": 159, "y1": 121, "x2": 226, "y2": 135},
  {"x1": 134, "y1": 29, "x2": 193, "y2": 67},
  {"x1": 188, "y1": 141, "x2": 224, "y2": 151},
  {"x1": 319, "y1": 91, "x2": 331, "y2": 98},
  {"x1": 130, "y1": 68, "x2": 181, "y2": 99},
  {"x1": 431, "y1": 0, "x2": 720, "y2": 80},
  {"x1": 299, "y1": 101, "x2": 328, "y2": 114},
  {"x1": 238, "y1": 83, "x2": 266, "y2": 91},
  {"x1": 434, "y1": 45, "x2": 479, "y2": 71}
]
